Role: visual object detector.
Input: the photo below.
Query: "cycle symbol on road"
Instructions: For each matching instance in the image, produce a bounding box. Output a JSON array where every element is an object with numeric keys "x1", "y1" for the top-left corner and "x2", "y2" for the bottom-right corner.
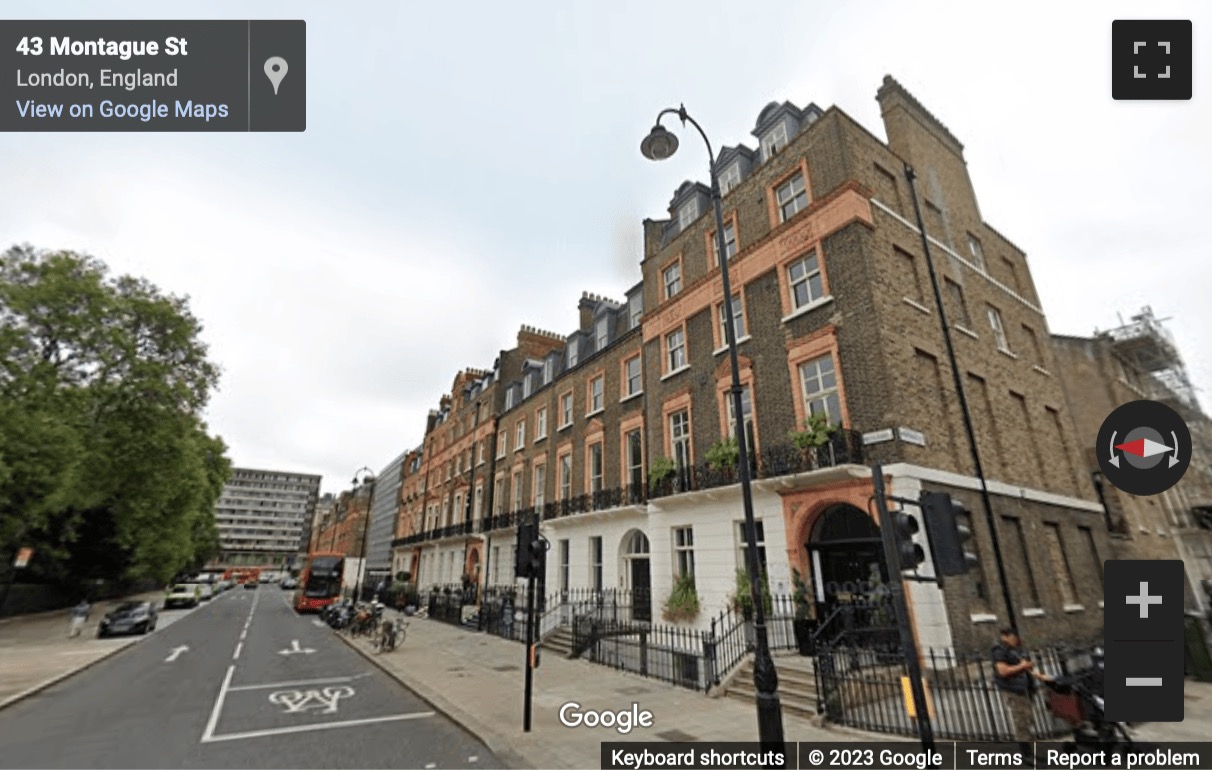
[{"x1": 268, "y1": 686, "x2": 354, "y2": 714}]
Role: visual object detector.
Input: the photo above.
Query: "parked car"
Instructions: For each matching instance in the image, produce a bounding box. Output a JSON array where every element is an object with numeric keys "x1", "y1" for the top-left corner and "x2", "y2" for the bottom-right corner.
[
  {"x1": 243, "y1": 579, "x2": 258, "y2": 590},
  {"x1": 280, "y1": 577, "x2": 298, "y2": 590},
  {"x1": 165, "y1": 583, "x2": 201, "y2": 609},
  {"x1": 194, "y1": 582, "x2": 215, "y2": 601},
  {"x1": 98, "y1": 601, "x2": 158, "y2": 637}
]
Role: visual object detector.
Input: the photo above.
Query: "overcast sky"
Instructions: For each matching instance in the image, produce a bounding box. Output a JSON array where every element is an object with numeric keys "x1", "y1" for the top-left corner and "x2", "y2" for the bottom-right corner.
[{"x1": 2, "y1": 1, "x2": 1207, "y2": 495}]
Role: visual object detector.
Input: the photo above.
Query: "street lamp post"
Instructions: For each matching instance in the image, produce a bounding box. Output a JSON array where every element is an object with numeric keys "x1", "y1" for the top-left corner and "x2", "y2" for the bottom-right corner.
[
  {"x1": 642, "y1": 106, "x2": 785, "y2": 750},
  {"x1": 352, "y1": 466, "x2": 376, "y2": 601}
]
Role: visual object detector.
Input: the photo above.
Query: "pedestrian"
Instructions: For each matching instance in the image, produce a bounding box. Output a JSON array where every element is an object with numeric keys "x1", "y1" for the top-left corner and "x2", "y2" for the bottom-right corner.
[
  {"x1": 68, "y1": 599, "x2": 91, "y2": 638},
  {"x1": 992, "y1": 627, "x2": 1051, "y2": 745}
]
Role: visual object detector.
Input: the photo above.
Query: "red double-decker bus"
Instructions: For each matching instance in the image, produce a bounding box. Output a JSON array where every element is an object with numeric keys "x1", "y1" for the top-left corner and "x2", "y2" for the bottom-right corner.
[{"x1": 294, "y1": 553, "x2": 345, "y2": 612}]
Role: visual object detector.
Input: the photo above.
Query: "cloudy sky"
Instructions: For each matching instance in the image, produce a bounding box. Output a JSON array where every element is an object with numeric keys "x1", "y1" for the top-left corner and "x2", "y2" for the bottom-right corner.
[{"x1": 2, "y1": 1, "x2": 1207, "y2": 495}]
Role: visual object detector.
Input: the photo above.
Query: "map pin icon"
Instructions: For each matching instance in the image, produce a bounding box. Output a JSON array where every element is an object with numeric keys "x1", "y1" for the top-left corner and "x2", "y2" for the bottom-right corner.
[{"x1": 264, "y1": 57, "x2": 288, "y2": 95}]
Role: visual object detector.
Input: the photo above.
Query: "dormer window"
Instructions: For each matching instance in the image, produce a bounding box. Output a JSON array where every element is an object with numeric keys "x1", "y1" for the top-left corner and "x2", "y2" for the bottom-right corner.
[
  {"x1": 543, "y1": 358, "x2": 553, "y2": 384},
  {"x1": 522, "y1": 375, "x2": 532, "y2": 399},
  {"x1": 719, "y1": 163, "x2": 742, "y2": 195},
  {"x1": 678, "y1": 198, "x2": 699, "y2": 229},
  {"x1": 567, "y1": 340, "x2": 579, "y2": 369},
  {"x1": 505, "y1": 388, "x2": 515, "y2": 410},
  {"x1": 761, "y1": 122, "x2": 789, "y2": 162},
  {"x1": 629, "y1": 295, "x2": 642, "y2": 329},
  {"x1": 595, "y1": 318, "x2": 609, "y2": 351}
]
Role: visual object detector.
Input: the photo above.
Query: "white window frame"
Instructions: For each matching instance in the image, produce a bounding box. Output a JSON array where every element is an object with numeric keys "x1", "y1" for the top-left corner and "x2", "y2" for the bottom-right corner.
[
  {"x1": 788, "y1": 252, "x2": 824, "y2": 310},
  {"x1": 493, "y1": 478, "x2": 504, "y2": 515},
  {"x1": 589, "y1": 442, "x2": 603, "y2": 493},
  {"x1": 559, "y1": 539, "x2": 570, "y2": 592},
  {"x1": 560, "y1": 392, "x2": 573, "y2": 427},
  {"x1": 670, "y1": 410, "x2": 691, "y2": 470},
  {"x1": 663, "y1": 263, "x2": 682, "y2": 299},
  {"x1": 596, "y1": 318, "x2": 608, "y2": 351},
  {"x1": 496, "y1": 430, "x2": 507, "y2": 459},
  {"x1": 719, "y1": 163, "x2": 741, "y2": 195},
  {"x1": 533, "y1": 464, "x2": 546, "y2": 509},
  {"x1": 543, "y1": 358, "x2": 553, "y2": 384},
  {"x1": 967, "y1": 233, "x2": 986, "y2": 271},
  {"x1": 512, "y1": 471, "x2": 524, "y2": 512},
  {"x1": 589, "y1": 376, "x2": 604, "y2": 413},
  {"x1": 678, "y1": 198, "x2": 699, "y2": 229},
  {"x1": 736, "y1": 520, "x2": 767, "y2": 571},
  {"x1": 625, "y1": 356, "x2": 642, "y2": 396},
  {"x1": 505, "y1": 388, "x2": 515, "y2": 410},
  {"x1": 559, "y1": 453, "x2": 572, "y2": 501},
  {"x1": 473, "y1": 484, "x2": 483, "y2": 518},
  {"x1": 712, "y1": 221, "x2": 737, "y2": 266},
  {"x1": 515, "y1": 420, "x2": 526, "y2": 451},
  {"x1": 776, "y1": 172, "x2": 808, "y2": 222},
  {"x1": 761, "y1": 122, "x2": 789, "y2": 162},
  {"x1": 798, "y1": 354, "x2": 842, "y2": 426},
  {"x1": 673, "y1": 526, "x2": 695, "y2": 583},
  {"x1": 567, "y1": 341, "x2": 579, "y2": 368},
  {"x1": 666, "y1": 328, "x2": 686, "y2": 372},
  {"x1": 718, "y1": 294, "x2": 746, "y2": 343},
  {"x1": 590, "y1": 536, "x2": 603, "y2": 590},
  {"x1": 536, "y1": 407, "x2": 547, "y2": 440},
  {"x1": 726, "y1": 385, "x2": 754, "y2": 443},
  {"x1": 988, "y1": 306, "x2": 1011, "y2": 352},
  {"x1": 629, "y1": 296, "x2": 642, "y2": 329},
  {"x1": 626, "y1": 429, "x2": 644, "y2": 495}
]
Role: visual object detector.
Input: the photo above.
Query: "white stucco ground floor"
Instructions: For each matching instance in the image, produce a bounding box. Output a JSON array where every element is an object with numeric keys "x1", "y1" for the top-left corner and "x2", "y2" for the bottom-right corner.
[{"x1": 394, "y1": 463, "x2": 1113, "y2": 650}]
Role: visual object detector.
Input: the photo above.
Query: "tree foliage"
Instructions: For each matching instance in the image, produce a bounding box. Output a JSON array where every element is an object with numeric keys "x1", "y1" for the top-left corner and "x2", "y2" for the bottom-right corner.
[{"x1": 0, "y1": 246, "x2": 231, "y2": 588}]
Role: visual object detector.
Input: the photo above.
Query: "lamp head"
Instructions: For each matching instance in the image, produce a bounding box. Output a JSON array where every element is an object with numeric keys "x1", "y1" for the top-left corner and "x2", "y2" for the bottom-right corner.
[{"x1": 640, "y1": 124, "x2": 678, "y2": 161}]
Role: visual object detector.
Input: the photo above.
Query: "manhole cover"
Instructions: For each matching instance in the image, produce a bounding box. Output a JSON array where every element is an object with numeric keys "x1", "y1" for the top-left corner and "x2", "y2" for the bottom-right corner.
[
  {"x1": 657, "y1": 730, "x2": 698, "y2": 742},
  {"x1": 494, "y1": 665, "x2": 520, "y2": 672},
  {"x1": 616, "y1": 686, "x2": 651, "y2": 695}
]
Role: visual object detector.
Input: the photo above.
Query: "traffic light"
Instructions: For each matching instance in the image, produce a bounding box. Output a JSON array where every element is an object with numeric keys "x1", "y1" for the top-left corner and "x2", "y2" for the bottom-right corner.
[
  {"x1": 515, "y1": 520, "x2": 536, "y2": 579},
  {"x1": 527, "y1": 536, "x2": 546, "y2": 579},
  {"x1": 921, "y1": 491, "x2": 979, "y2": 576},
  {"x1": 892, "y1": 509, "x2": 925, "y2": 570}
]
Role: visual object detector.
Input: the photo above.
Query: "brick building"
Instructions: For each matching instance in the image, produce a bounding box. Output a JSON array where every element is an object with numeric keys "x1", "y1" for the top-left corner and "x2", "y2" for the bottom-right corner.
[
  {"x1": 309, "y1": 486, "x2": 371, "y2": 560},
  {"x1": 1052, "y1": 311, "x2": 1212, "y2": 612},
  {"x1": 392, "y1": 75, "x2": 1118, "y2": 650}
]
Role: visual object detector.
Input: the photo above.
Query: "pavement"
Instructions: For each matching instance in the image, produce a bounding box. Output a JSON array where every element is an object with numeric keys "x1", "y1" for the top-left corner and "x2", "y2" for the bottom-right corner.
[{"x1": 336, "y1": 608, "x2": 863, "y2": 770}]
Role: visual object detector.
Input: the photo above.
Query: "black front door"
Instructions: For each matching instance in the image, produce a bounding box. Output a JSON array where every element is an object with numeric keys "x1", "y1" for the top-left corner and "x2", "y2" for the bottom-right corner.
[{"x1": 630, "y1": 559, "x2": 651, "y2": 622}]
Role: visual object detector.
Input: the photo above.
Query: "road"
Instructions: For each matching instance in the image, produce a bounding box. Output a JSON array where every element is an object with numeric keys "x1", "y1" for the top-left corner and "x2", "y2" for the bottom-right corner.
[{"x1": 0, "y1": 586, "x2": 501, "y2": 769}]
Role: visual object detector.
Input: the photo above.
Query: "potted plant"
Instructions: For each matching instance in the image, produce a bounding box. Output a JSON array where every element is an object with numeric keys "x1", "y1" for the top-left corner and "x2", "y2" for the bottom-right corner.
[
  {"x1": 787, "y1": 412, "x2": 837, "y2": 467},
  {"x1": 661, "y1": 573, "x2": 700, "y2": 623},
  {"x1": 648, "y1": 456, "x2": 677, "y2": 490},
  {"x1": 705, "y1": 437, "x2": 739, "y2": 471},
  {"x1": 791, "y1": 568, "x2": 816, "y2": 656}
]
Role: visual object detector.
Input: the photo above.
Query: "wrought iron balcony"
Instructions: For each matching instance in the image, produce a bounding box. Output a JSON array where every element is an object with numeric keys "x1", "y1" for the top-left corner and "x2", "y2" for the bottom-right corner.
[{"x1": 648, "y1": 432, "x2": 864, "y2": 501}]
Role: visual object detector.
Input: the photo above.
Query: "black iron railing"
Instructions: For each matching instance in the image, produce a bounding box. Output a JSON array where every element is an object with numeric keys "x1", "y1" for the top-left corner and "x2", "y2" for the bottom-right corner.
[
  {"x1": 814, "y1": 643, "x2": 1097, "y2": 740},
  {"x1": 648, "y1": 433, "x2": 863, "y2": 500}
]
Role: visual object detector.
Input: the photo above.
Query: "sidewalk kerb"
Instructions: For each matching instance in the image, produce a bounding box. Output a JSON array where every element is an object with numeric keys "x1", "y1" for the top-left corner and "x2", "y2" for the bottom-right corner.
[
  {"x1": 334, "y1": 628, "x2": 534, "y2": 770},
  {"x1": 0, "y1": 639, "x2": 136, "y2": 713}
]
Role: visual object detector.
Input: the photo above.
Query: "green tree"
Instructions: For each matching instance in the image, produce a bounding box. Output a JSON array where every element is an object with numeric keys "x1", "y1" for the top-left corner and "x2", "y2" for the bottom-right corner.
[{"x1": 0, "y1": 246, "x2": 231, "y2": 589}]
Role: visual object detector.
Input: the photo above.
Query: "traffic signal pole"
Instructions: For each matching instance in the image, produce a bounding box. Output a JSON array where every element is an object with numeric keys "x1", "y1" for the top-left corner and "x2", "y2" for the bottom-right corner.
[
  {"x1": 873, "y1": 464, "x2": 935, "y2": 754},
  {"x1": 523, "y1": 564, "x2": 536, "y2": 732}
]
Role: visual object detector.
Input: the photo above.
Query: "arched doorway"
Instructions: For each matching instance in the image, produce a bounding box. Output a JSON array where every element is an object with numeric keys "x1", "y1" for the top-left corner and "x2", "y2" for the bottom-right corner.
[
  {"x1": 620, "y1": 530, "x2": 651, "y2": 622},
  {"x1": 806, "y1": 504, "x2": 889, "y2": 622}
]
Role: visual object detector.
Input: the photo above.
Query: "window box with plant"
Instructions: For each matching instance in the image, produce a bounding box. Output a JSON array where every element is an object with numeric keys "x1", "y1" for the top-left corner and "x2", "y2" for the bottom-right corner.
[
  {"x1": 648, "y1": 456, "x2": 677, "y2": 495},
  {"x1": 730, "y1": 567, "x2": 773, "y2": 620},
  {"x1": 662, "y1": 573, "x2": 700, "y2": 623},
  {"x1": 787, "y1": 412, "x2": 837, "y2": 468},
  {"x1": 705, "y1": 436, "x2": 740, "y2": 482}
]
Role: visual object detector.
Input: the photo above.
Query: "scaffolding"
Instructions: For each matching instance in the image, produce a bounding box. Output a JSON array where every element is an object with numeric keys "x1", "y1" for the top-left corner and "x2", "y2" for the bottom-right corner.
[{"x1": 1103, "y1": 306, "x2": 1200, "y2": 412}]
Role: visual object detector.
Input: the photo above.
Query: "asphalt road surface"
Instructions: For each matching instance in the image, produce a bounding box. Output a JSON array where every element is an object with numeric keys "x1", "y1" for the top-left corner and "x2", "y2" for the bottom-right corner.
[{"x1": 0, "y1": 587, "x2": 501, "y2": 769}]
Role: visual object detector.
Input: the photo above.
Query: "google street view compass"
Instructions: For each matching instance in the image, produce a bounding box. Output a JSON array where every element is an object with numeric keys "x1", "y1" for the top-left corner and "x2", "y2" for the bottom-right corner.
[{"x1": 1097, "y1": 399, "x2": 1191, "y2": 495}]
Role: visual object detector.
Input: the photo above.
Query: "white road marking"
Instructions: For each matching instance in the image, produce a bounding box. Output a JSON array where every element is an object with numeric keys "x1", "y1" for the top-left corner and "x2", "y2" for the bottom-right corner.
[
  {"x1": 469, "y1": 756, "x2": 479, "y2": 763},
  {"x1": 425, "y1": 764, "x2": 436, "y2": 769},
  {"x1": 268, "y1": 686, "x2": 353, "y2": 714},
  {"x1": 201, "y1": 665, "x2": 235, "y2": 742},
  {"x1": 312, "y1": 620, "x2": 327, "y2": 627},
  {"x1": 278, "y1": 639, "x2": 315, "y2": 655},
  {"x1": 239, "y1": 630, "x2": 247, "y2": 640},
  {"x1": 165, "y1": 645, "x2": 189, "y2": 662},
  {"x1": 227, "y1": 674, "x2": 369, "y2": 692},
  {"x1": 233, "y1": 642, "x2": 243, "y2": 660},
  {"x1": 200, "y1": 712, "x2": 434, "y2": 743}
]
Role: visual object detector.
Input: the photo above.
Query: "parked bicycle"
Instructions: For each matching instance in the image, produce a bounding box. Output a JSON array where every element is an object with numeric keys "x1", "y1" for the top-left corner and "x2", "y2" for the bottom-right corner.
[{"x1": 373, "y1": 617, "x2": 408, "y2": 653}]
